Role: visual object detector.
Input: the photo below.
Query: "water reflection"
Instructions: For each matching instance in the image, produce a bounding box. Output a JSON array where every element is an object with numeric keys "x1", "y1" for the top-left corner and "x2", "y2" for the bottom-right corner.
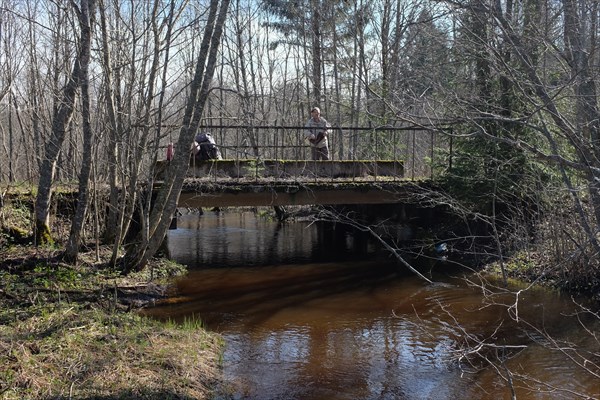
[
  {"x1": 149, "y1": 211, "x2": 600, "y2": 400},
  {"x1": 168, "y1": 211, "x2": 377, "y2": 267}
]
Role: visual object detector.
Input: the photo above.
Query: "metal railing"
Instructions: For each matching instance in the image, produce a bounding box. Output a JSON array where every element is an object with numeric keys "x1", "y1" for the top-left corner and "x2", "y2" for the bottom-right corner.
[{"x1": 185, "y1": 125, "x2": 448, "y2": 181}]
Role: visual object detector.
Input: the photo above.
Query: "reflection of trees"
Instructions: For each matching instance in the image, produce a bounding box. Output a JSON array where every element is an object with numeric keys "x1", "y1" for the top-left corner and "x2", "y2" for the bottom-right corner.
[
  {"x1": 436, "y1": 276, "x2": 600, "y2": 399},
  {"x1": 309, "y1": 197, "x2": 599, "y2": 397},
  {"x1": 169, "y1": 211, "x2": 383, "y2": 267}
]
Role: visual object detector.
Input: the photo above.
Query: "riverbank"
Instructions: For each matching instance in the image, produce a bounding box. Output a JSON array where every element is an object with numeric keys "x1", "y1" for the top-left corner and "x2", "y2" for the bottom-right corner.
[
  {"x1": 0, "y1": 244, "x2": 224, "y2": 399},
  {"x1": 482, "y1": 249, "x2": 600, "y2": 303}
]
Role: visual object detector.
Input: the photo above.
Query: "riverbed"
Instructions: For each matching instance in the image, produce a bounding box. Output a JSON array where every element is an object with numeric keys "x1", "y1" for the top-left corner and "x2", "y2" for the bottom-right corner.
[{"x1": 146, "y1": 210, "x2": 599, "y2": 400}]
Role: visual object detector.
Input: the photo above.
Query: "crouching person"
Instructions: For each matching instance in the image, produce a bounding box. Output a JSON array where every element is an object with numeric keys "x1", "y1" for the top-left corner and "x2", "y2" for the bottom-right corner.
[{"x1": 192, "y1": 132, "x2": 222, "y2": 161}]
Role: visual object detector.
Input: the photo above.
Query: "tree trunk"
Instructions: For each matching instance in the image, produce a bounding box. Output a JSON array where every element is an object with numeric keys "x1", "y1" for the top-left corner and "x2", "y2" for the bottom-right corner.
[
  {"x1": 98, "y1": 0, "x2": 121, "y2": 246},
  {"x1": 34, "y1": 0, "x2": 92, "y2": 245},
  {"x1": 121, "y1": 0, "x2": 231, "y2": 273},
  {"x1": 310, "y1": 0, "x2": 322, "y2": 104},
  {"x1": 64, "y1": 0, "x2": 96, "y2": 262}
]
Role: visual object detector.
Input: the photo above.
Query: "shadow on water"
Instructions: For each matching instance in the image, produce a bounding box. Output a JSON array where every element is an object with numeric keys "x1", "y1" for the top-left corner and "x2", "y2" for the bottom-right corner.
[
  {"x1": 149, "y1": 260, "x2": 410, "y2": 328},
  {"x1": 146, "y1": 211, "x2": 600, "y2": 400}
]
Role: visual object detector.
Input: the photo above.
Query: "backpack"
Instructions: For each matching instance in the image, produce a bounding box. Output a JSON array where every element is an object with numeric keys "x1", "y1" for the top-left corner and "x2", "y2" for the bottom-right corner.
[{"x1": 194, "y1": 133, "x2": 222, "y2": 161}]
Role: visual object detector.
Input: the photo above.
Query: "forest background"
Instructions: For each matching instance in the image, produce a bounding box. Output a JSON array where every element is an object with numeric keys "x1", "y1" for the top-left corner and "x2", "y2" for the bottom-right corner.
[{"x1": 1, "y1": 0, "x2": 599, "y2": 398}]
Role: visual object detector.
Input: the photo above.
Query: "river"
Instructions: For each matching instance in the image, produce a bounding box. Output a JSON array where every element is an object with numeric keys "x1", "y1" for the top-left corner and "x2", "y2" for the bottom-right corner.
[{"x1": 145, "y1": 210, "x2": 599, "y2": 400}]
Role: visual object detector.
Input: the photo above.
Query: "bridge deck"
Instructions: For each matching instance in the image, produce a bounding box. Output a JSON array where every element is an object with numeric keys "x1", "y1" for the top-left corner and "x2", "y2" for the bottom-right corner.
[
  {"x1": 154, "y1": 159, "x2": 424, "y2": 207},
  {"x1": 157, "y1": 159, "x2": 404, "y2": 180}
]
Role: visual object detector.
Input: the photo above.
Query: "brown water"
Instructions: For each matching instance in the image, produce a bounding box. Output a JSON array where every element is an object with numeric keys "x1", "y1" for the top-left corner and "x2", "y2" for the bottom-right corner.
[{"x1": 147, "y1": 211, "x2": 600, "y2": 400}]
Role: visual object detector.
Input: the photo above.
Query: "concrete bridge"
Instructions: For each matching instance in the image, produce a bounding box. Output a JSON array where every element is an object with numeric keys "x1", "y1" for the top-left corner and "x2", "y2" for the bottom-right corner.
[
  {"x1": 156, "y1": 159, "x2": 427, "y2": 208},
  {"x1": 154, "y1": 124, "x2": 443, "y2": 208}
]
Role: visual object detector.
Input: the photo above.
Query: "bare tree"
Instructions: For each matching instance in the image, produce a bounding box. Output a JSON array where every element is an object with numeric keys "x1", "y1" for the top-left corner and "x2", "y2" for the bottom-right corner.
[
  {"x1": 228, "y1": 0, "x2": 260, "y2": 157},
  {"x1": 33, "y1": 0, "x2": 94, "y2": 245},
  {"x1": 64, "y1": 0, "x2": 96, "y2": 262},
  {"x1": 95, "y1": 0, "x2": 185, "y2": 266},
  {"x1": 0, "y1": 1, "x2": 37, "y2": 183},
  {"x1": 459, "y1": 0, "x2": 600, "y2": 258},
  {"x1": 122, "y1": 0, "x2": 231, "y2": 272}
]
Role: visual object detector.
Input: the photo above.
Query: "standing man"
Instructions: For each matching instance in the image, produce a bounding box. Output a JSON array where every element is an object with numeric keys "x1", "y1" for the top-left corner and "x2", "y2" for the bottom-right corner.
[{"x1": 305, "y1": 106, "x2": 330, "y2": 160}]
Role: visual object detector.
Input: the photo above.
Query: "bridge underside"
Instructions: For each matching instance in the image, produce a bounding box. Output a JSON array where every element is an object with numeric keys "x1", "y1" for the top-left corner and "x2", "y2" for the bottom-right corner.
[{"x1": 178, "y1": 181, "x2": 421, "y2": 208}]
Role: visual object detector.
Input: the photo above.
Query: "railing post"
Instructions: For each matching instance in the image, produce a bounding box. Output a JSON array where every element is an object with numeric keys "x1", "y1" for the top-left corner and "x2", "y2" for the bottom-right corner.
[
  {"x1": 411, "y1": 130, "x2": 416, "y2": 181},
  {"x1": 448, "y1": 129, "x2": 453, "y2": 173},
  {"x1": 431, "y1": 129, "x2": 434, "y2": 180}
]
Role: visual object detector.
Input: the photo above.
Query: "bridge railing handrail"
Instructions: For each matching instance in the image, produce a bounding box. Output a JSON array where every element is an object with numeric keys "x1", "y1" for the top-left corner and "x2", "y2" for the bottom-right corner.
[{"x1": 165, "y1": 124, "x2": 451, "y2": 181}]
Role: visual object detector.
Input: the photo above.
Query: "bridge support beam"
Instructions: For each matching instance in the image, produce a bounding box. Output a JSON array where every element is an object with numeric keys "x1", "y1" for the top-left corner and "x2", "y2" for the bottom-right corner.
[{"x1": 177, "y1": 182, "x2": 417, "y2": 208}]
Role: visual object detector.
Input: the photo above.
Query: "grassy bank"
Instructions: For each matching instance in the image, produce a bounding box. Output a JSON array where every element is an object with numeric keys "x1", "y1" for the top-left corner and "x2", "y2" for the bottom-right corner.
[
  {"x1": 1, "y1": 209, "x2": 224, "y2": 400},
  {"x1": 482, "y1": 248, "x2": 600, "y2": 303}
]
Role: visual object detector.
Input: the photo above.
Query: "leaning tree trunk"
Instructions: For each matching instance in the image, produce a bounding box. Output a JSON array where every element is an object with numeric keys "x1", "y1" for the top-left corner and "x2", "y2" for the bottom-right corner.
[
  {"x1": 34, "y1": 0, "x2": 93, "y2": 245},
  {"x1": 121, "y1": 0, "x2": 231, "y2": 273}
]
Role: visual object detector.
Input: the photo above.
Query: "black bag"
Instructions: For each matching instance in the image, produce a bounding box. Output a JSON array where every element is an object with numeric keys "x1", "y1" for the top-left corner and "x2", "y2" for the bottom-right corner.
[
  {"x1": 315, "y1": 131, "x2": 325, "y2": 143},
  {"x1": 309, "y1": 131, "x2": 325, "y2": 145}
]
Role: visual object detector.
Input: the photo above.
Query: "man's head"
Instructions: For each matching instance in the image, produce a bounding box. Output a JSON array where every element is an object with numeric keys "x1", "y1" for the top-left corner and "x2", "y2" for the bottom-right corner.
[{"x1": 311, "y1": 107, "x2": 321, "y2": 118}]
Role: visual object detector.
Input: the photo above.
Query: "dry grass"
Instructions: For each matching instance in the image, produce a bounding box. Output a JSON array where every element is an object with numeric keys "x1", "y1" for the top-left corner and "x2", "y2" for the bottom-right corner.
[
  {"x1": 1, "y1": 304, "x2": 223, "y2": 399},
  {"x1": 0, "y1": 201, "x2": 219, "y2": 399},
  {"x1": 1, "y1": 197, "x2": 224, "y2": 400}
]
